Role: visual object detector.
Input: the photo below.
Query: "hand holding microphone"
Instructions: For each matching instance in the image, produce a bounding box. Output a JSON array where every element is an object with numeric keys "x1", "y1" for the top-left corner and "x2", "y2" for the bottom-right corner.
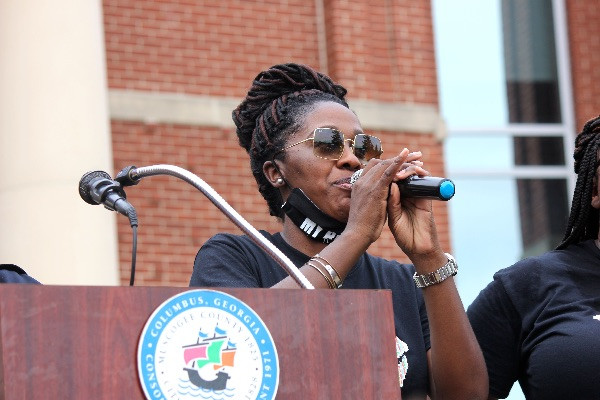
[{"x1": 350, "y1": 169, "x2": 455, "y2": 201}]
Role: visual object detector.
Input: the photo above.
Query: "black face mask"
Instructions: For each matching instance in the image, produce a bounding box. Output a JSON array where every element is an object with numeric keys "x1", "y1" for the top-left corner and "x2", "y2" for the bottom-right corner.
[{"x1": 281, "y1": 188, "x2": 346, "y2": 244}]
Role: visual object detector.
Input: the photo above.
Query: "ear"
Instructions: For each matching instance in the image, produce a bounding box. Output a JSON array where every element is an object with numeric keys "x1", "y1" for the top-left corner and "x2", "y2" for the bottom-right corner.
[
  {"x1": 263, "y1": 161, "x2": 285, "y2": 187},
  {"x1": 592, "y1": 191, "x2": 600, "y2": 209}
]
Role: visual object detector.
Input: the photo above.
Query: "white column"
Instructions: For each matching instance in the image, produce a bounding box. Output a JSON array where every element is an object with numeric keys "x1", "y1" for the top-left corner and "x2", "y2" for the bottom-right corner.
[{"x1": 0, "y1": 0, "x2": 119, "y2": 285}]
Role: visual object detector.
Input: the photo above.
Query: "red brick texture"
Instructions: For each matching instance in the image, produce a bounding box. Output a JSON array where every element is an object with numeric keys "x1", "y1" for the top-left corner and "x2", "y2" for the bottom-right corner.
[
  {"x1": 104, "y1": 0, "x2": 447, "y2": 286},
  {"x1": 566, "y1": 1, "x2": 600, "y2": 131}
]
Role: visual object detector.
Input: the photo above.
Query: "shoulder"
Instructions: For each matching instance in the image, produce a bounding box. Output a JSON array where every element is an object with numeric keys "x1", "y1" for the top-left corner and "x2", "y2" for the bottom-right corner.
[
  {"x1": 201, "y1": 231, "x2": 277, "y2": 252},
  {"x1": 203, "y1": 231, "x2": 260, "y2": 246},
  {"x1": 191, "y1": 230, "x2": 290, "y2": 288},
  {"x1": 0, "y1": 264, "x2": 41, "y2": 284},
  {"x1": 195, "y1": 231, "x2": 283, "y2": 267},
  {"x1": 468, "y1": 244, "x2": 588, "y2": 322},
  {"x1": 492, "y1": 244, "x2": 591, "y2": 293}
]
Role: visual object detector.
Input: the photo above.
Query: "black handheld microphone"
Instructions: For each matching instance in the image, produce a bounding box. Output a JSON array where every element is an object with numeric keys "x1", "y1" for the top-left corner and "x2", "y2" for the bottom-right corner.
[
  {"x1": 78, "y1": 171, "x2": 138, "y2": 218},
  {"x1": 350, "y1": 169, "x2": 455, "y2": 201}
]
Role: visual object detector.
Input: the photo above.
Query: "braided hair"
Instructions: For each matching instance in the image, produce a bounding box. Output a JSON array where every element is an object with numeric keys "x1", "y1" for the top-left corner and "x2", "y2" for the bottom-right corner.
[
  {"x1": 232, "y1": 63, "x2": 349, "y2": 219},
  {"x1": 557, "y1": 115, "x2": 600, "y2": 249}
]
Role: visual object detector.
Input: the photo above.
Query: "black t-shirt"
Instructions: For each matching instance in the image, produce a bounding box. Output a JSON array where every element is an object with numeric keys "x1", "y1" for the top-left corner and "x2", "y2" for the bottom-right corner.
[
  {"x1": 190, "y1": 231, "x2": 431, "y2": 399},
  {"x1": 467, "y1": 240, "x2": 600, "y2": 399}
]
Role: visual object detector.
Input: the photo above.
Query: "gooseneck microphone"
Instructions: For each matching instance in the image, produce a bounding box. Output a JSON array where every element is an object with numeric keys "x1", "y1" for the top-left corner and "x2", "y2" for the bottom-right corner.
[
  {"x1": 78, "y1": 171, "x2": 138, "y2": 224},
  {"x1": 350, "y1": 169, "x2": 455, "y2": 201},
  {"x1": 79, "y1": 170, "x2": 139, "y2": 286}
]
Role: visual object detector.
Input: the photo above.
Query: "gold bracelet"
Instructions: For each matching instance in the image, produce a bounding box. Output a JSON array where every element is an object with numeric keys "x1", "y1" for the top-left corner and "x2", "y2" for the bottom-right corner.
[
  {"x1": 306, "y1": 261, "x2": 335, "y2": 289},
  {"x1": 312, "y1": 255, "x2": 343, "y2": 288}
]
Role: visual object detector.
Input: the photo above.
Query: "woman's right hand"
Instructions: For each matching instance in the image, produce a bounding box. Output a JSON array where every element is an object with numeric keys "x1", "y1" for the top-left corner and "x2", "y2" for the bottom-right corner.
[{"x1": 345, "y1": 148, "x2": 427, "y2": 245}]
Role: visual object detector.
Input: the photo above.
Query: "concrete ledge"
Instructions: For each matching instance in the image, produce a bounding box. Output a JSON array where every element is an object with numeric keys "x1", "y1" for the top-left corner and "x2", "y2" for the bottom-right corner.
[{"x1": 109, "y1": 89, "x2": 446, "y2": 139}]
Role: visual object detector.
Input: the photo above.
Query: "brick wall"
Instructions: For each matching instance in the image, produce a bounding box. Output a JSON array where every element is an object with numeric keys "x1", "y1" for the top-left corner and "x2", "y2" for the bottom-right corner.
[
  {"x1": 103, "y1": 0, "x2": 447, "y2": 286},
  {"x1": 566, "y1": 0, "x2": 600, "y2": 130}
]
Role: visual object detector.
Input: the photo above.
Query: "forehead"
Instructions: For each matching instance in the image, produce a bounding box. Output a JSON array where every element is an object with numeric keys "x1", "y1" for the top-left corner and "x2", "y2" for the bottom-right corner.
[{"x1": 299, "y1": 102, "x2": 362, "y2": 134}]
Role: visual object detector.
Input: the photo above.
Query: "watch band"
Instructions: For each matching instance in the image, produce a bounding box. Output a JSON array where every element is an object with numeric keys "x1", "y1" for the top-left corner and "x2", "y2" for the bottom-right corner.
[{"x1": 413, "y1": 253, "x2": 458, "y2": 288}]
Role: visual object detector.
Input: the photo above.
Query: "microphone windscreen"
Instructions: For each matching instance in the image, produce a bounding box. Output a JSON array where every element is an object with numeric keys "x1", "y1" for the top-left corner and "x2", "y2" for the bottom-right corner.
[
  {"x1": 79, "y1": 171, "x2": 112, "y2": 205},
  {"x1": 350, "y1": 169, "x2": 363, "y2": 185}
]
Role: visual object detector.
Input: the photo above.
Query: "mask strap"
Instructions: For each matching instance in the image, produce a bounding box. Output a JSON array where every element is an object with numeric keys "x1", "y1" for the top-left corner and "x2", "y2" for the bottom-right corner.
[{"x1": 282, "y1": 188, "x2": 346, "y2": 244}]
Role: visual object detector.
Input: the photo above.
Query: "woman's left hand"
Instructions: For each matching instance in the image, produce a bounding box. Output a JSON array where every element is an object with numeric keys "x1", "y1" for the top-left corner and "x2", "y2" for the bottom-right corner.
[{"x1": 386, "y1": 154, "x2": 442, "y2": 259}]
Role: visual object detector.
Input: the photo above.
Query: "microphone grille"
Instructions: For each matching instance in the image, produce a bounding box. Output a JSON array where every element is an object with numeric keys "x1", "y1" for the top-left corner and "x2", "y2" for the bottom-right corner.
[
  {"x1": 79, "y1": 170, "x2": 112, "y2": 205},
  {"x1": 350, "y1": 169, "x2": 364, "y2": 185}
]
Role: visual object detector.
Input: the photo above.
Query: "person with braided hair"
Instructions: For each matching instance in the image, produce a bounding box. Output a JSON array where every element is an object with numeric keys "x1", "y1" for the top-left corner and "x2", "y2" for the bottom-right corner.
[
  {"x1": 467, "y1": 115, "x2": 600, "y2": 399},
  {"x1": 190, "y1": 63, "x2": 487, "y2": 399}
]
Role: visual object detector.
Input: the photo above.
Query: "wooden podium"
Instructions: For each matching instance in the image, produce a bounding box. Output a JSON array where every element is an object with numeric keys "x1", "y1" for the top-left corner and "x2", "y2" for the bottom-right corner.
[{"x1": 0, "y1": 285, "x2": 401, "y2": 399}]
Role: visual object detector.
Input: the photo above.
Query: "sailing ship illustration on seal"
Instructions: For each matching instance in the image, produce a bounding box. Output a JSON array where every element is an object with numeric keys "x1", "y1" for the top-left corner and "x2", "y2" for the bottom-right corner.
[{"x1": 182, "y1": 326, "x2": 237, "y2": 391}]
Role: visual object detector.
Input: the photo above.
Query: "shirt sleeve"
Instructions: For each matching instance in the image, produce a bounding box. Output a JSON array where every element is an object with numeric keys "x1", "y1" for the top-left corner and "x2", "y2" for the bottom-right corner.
[
  {"x1": 0, "y1": 264, "x2": 41, "y2": 284},
  {"x1": 467, "y1": 277, "x2": 522, "y2": 399},
  {"x1": 189, "y1": 234, "x2": 261, "y2": 288}
]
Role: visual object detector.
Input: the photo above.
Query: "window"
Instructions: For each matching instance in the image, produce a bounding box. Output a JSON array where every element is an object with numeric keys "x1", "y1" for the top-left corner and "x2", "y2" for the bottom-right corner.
[{"x1": 432, "y1": 1, "x2": 574, "y2": 397}]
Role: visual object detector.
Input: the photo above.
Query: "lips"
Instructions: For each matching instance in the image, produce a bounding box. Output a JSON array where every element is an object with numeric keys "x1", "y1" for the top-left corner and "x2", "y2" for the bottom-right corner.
[
  {"x1": 335, "y1": 177, "x2": 352, "y2": 185},
  {"x1": 333, "y1": 176, "x2": 353, "y2": 190}
]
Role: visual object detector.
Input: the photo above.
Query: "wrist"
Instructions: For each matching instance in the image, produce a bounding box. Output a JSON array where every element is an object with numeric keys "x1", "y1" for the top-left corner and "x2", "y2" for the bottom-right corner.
[
  {"x1": 336, "y1": 230, "x2": 373, "y2": 253},
  {"x1": 408, "y1": 249, "x2": 447, "y2": 274},
  {"x1": 412, "y1": 253, "x2": 458, "y2": 288}
]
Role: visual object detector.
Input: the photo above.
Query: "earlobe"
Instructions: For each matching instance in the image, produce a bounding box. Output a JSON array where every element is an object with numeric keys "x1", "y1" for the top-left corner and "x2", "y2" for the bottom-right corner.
[{"x1": 263, "y1": 161, "x2": 286, "y2": 187}]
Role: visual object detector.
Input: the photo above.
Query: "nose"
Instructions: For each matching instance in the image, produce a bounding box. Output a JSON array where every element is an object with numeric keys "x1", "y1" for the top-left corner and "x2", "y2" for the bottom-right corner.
[{"x1": 337, "y1": 138, "x2": 362, "y2": 169}]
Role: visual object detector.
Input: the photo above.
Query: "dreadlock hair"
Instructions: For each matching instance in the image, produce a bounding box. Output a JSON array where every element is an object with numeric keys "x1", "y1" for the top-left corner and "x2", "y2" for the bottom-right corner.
[
  {"x1": 556, "y1": 115, "x2": 600, "y2": 249},
  {"x1": 232, "y1": 63, "x2": 349, "y2": 219}
]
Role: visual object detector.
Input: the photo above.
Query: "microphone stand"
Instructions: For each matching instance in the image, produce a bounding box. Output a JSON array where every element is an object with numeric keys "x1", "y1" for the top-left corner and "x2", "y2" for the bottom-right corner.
[{"x1": 122, "y1": 164, "x2": 314, "y2": 289}]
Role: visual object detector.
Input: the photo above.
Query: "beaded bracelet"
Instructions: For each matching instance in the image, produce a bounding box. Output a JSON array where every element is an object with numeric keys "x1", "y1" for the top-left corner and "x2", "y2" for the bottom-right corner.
[
  {"x1": 312, "y1": 255, "x2": 343, "y2": 288},
  {"x1": 306, "y1": 261, "x2": 335, "y2": 289}
]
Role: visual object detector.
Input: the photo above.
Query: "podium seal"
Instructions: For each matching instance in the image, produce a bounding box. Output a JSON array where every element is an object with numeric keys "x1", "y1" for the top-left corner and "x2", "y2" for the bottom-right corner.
[{"x1": 137, "y1": 289, "x2": 279, "y2": 400}]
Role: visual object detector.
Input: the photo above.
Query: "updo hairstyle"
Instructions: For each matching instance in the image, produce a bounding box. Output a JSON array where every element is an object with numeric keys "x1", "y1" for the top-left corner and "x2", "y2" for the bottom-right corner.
[{"x1": 232, "y1": 63, "x2": 349, "y2": 218}]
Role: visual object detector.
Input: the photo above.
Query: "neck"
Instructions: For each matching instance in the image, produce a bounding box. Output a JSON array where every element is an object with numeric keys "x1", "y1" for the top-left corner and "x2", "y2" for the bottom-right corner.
[{"x1": 281, "y1": 220, "x2": 328, "y2": 256}]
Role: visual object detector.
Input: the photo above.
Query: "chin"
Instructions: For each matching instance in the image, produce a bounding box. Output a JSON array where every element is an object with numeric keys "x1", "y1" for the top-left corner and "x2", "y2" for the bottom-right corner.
[
  {"x1": 327, "y1": 196, "x2": 351, "y2": 222},
  {"x1": 332, "y1": 208, "x2": 350, "y2": 224}
]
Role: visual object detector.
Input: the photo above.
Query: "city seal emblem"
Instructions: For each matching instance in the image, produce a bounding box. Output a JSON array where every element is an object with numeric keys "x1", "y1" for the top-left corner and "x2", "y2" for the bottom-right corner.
[{"x1": 137, "y1": 289, "x2": 279, "y2": 399}]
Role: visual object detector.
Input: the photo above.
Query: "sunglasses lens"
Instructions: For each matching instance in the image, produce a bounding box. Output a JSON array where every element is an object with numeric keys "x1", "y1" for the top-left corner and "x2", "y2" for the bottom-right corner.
[
  {"x1": 353, "y1": 134, "x2": 382, "y2": 162},
  {"x1": 313, "y1": 128, "x2": 344, "y2": 159}
]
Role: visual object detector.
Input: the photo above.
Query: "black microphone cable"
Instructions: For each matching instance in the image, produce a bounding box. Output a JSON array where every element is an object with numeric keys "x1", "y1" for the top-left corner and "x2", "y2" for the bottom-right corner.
[
  {"x1": 124, "y1": 202, "x2": 138, "y2": 287},
  {"x1": 129, "y1": 224, "x2": 137, "y2": 286}
]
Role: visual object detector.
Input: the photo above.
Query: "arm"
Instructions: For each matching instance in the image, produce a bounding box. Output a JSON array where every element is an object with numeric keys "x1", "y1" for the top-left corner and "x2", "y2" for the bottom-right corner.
[
  {"x1": 385, "y1": 165, "x2": 488, "y2": 399},
  {"x1": 467, "y1": 277, "x2": 523, "y2": 400},
  {"x1": 419, "y1": 265, "x2": 488, "y2": 400},
  {"x1": 273, "y1": 149, "x2": 484, "y2": 397}
]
